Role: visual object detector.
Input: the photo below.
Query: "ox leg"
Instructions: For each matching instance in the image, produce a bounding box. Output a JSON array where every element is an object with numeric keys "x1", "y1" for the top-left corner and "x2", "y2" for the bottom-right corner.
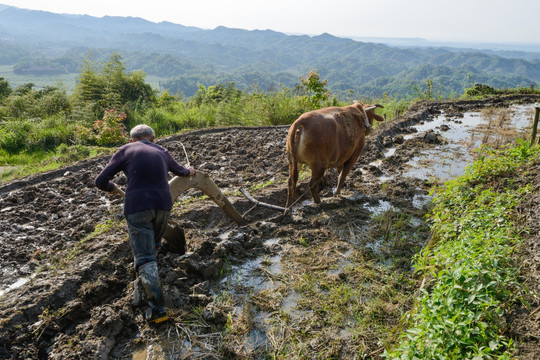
[
  {"x1": 286, "y1": 160, "x2": 299, "y2": 209},
  {"x1": 309, "y1": 167, "x2": 325, "y2": 204},
  {"x1": 335, "y1": 159, "x2": 356, "y2": 196},
  {"x1": 334, "y1": 166, "x2": 344, "y2": 195}
]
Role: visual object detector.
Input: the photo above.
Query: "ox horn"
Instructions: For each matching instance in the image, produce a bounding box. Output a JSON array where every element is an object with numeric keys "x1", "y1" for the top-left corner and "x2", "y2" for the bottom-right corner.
[{"x1": 364, "y1": 104, "x2": 384, "y2": 111}]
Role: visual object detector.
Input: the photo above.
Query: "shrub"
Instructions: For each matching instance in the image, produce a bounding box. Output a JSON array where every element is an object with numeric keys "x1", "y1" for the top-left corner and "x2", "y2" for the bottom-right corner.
[
  {"x1": 0, "y1": 121, "x2": 31, "y2": 153},
  {"x1": 76, "y1": 108, "x2": 128, "y2": 146},
  {"x1": 296, "y1": 70, "x2": 330, "y2": 109},
  {"x1": 262, "y1": 89, "x2": 305, "y2": 125},
  {"x1": 94, "y1": 108, "x2": 128, "y2": 146},
  {"x1": 464, "y1": 83, "x2": 496, "y2": 97},
  {"x1": 55, "y1": 143, "x2": 91, "y2": 162}
]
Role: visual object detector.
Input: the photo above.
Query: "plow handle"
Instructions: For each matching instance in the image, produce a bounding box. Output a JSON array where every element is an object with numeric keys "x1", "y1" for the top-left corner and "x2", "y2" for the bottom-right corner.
[
  {"x1": 111, "y1": 171, "x2": 246, "y2": 225},
  {"x1": 169, "y1": 171, "x2": 246, "y2": 225}
]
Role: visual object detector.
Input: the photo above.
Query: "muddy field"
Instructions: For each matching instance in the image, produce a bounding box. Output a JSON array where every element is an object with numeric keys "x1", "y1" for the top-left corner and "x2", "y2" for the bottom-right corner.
[{"x1": 1, "y1": 95, "x2": 539, "y2": 359}]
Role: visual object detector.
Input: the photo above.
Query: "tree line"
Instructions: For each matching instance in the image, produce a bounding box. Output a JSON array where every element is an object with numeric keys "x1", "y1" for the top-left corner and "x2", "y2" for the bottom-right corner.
[{"x1": 0, "y1": 54, "x2": 538, "y2": 182}]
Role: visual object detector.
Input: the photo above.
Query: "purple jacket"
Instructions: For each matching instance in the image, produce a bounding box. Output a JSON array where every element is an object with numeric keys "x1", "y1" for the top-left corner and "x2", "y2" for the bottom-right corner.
[{"x1": 95, "y1": 140, "x2": 190, "y2": 215}]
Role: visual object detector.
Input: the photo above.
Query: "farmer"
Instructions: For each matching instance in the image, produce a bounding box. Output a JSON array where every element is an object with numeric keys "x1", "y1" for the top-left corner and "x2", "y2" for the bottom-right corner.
[{"x1": 95, "y1": 124, "x2": 196, "y2": 324}]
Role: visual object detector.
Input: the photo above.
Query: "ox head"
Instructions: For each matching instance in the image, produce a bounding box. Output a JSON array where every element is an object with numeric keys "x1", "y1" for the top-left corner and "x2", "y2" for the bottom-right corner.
[
  {"x1": 354, "y1": 103, "x2": 384, "y2": 133},
  {"x1": 364, "y1": 104, "x2": 385, "y2": 125}
]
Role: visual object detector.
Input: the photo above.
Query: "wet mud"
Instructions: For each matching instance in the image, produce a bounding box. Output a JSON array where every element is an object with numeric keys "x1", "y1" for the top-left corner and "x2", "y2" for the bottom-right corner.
[{"x1": 1, "y1": 95, "x2": 539, "y2": 359}]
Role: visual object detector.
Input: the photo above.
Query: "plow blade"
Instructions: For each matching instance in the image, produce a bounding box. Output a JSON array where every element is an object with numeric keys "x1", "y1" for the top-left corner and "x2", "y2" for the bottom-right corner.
[{"x1": 162, "y1": 223, "x2": 186, "y2": 254}]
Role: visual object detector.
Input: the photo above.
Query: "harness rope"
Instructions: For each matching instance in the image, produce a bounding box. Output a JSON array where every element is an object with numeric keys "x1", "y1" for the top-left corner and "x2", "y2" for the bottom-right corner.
[{"x1": 171, "y1": 141, "x2": 331, "y2": 215}]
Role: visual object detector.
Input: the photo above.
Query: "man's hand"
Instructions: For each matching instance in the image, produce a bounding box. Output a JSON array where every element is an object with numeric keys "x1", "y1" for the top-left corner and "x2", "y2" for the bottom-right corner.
[{"x1": 189, "y1": 168, "x2": 197, "y2": 177}]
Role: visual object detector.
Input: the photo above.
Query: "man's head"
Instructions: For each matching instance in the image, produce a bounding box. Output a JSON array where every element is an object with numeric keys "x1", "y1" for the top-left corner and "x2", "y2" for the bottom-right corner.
[{"x1": 130, "y1": 124, "x2": 155, "y2": 142}]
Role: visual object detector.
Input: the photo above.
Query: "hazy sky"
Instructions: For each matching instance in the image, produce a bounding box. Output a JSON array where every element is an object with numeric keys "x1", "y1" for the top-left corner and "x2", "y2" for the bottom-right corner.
[{"x1": 2, "y1": 0, "x2": 540, "y2": 45}]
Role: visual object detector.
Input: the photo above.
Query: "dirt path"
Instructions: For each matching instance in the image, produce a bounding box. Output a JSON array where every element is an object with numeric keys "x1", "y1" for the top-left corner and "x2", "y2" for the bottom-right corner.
[{"x1": 0, "y1": 95, "x2": 539, "y2": 359}]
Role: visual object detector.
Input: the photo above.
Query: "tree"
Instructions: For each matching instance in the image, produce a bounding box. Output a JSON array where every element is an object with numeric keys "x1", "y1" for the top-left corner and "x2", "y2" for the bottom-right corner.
[
  {"x1": 72, "y1": 53, "x2": 156, "y2": 121},
  {"x1": 192, "y1": 82, "x2": 242, "y2": 106},
  {"x1": 0, "y1": 77, "x2": 11, "y2": 100},
  {"x1": 13, "y1": 82, "x2": 35, "y2": 96},
  {"x1": 296, "y1": 70, "x2": 330, "y2": 108},
  {"x1": 35, "y1": 86, "x2": 70, "y2": 117},
  {"x1": 73, "y1": 55, "x2": 105, "y2": 118}
]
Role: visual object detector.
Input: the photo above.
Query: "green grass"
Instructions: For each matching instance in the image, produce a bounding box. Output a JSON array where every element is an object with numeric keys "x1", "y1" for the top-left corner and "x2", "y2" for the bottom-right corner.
[
  {"x1": 248, "y1": 241, "x2": 418, "y2": 359},
  {"x1": 384, "y1": 140, "x2": 540, "y2": 359},
  {"x1": 0, "y1": 144, "x2": 113, "y2": 183}
]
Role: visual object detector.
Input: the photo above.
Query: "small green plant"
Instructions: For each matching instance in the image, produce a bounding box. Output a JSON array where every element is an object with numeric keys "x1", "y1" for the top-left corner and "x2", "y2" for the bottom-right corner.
[
  {"x1": 260, "y1": 256, "x2": 272, "y2": 266},
  {"x1": 34, "y1": 306, "x2": 67, "y2": 340},
  {"x1": 219, "y1": 257, "x2": 233, "y2": 278},
  {"x1": 250, "y1": 178, "x2": 276, "y2": 191},
  {"x1": 90, "y1": 219, "x2": 118, "y2": 237}
]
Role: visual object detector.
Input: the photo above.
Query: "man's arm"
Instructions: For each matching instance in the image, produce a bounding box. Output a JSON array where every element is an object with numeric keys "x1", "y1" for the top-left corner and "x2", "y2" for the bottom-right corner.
[
  {"x1": 166, "y1": 152, "x2": 195, "y2": 177},
  {"x1": 95, "y1": 151, "x2": 124, "y2": 192}
]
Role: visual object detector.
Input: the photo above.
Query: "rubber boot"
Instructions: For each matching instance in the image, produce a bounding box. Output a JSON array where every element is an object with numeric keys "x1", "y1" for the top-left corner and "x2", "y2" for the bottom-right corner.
[
  {"x1": 131, "y1": 277, "x2": 144, "y2": 307},
  {"x1": 138, "y1": 261, "x2": 169, "y2": 324}
]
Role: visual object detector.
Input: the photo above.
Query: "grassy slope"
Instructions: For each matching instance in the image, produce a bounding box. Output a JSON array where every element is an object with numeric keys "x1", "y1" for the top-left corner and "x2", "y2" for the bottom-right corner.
[{"x1": 385, "y1": 140, "x2": 540, "y2": 359}]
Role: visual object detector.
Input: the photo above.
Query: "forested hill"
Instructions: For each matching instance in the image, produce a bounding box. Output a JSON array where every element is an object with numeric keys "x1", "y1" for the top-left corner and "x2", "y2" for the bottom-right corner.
[{"x1": 1, "y1": 4, "x2": 539, "y2": 98}]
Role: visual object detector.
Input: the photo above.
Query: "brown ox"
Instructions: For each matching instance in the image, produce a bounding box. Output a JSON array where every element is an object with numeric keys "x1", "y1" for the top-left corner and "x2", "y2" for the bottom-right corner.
[{"x1": 285, "y1": 103, "x2": 384, "y2": 208}]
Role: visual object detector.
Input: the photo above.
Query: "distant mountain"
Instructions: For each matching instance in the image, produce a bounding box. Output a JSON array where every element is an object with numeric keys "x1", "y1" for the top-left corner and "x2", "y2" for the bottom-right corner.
[
  {"x1": 350, "y1": 36, "x2": 540, "y2": 54},
  {"x1": 0, "y1": 4, "x2": 539, "y2": 98}
]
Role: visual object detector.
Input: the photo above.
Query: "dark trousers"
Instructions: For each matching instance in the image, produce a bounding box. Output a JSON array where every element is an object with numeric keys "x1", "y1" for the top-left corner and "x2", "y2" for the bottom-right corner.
[{"x1": 125, "y1": 209, "x2": 170, "y2": 270}]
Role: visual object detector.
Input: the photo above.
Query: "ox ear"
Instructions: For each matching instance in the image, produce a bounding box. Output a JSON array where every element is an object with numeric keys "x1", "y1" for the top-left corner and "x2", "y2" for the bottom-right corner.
[{"x1": 365, "y1": 104, "x2": 385, "y2": 125}]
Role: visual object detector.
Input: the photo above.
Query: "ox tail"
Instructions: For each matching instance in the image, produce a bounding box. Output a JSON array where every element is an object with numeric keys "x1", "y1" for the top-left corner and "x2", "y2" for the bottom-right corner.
[{"x1": 286, "y1": 124, "x2": 303, "y2": 209}]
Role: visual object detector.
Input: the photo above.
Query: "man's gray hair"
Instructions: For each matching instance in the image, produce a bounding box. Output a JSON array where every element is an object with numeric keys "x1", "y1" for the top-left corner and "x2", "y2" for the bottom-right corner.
[{"x1": 130, "y1": 124, "x2": 155, "y2": 140}]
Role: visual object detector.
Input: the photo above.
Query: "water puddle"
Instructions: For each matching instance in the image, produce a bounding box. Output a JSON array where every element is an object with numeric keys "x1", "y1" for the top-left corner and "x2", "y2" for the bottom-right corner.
[
  {"x1": 244, "y1": 325, "x2": 268, "y2": 351},
  {"x1": 99, "y1": 195, "x2": 112, "y2": 209},
  {"x1": 0, "y1": 273, "x2": 36, "y2": 297},
  {"x1": 364, "y1": 200, "x2": 396, "y2": 215},
  {"x1": 132, "y1": 336, "x2": 196, "y2": 360},
  {"x1": 327, "y1": 249, "x2": 354, "y2": 276},
  {"x1": 281, "y1": 291, "x2": 312, "y2": 319},
  {"x1": 412, "y1": 193, "x2": 432, "y2": 209},
  {"x1": 405, "y1": 111, "x2": 486, "y2": 144},
  {"x1": 402, "y1": 146, "x2": 474, "y2": 181},
  {"x1": 220, "y1": 254, "x2": 282, "y2": 291},
  {"x1": 263, "y1": 237, "x2": 279, "y2": 248},
  {"x1": 504, "y1": 104, "x2": 537, "y2": 131},
  {"x1": 384, "y1": 147, "x2": 397, "y2": 157},
  {"x1": 378, "y1": 104, "x2": 536, "y2": 182}
]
